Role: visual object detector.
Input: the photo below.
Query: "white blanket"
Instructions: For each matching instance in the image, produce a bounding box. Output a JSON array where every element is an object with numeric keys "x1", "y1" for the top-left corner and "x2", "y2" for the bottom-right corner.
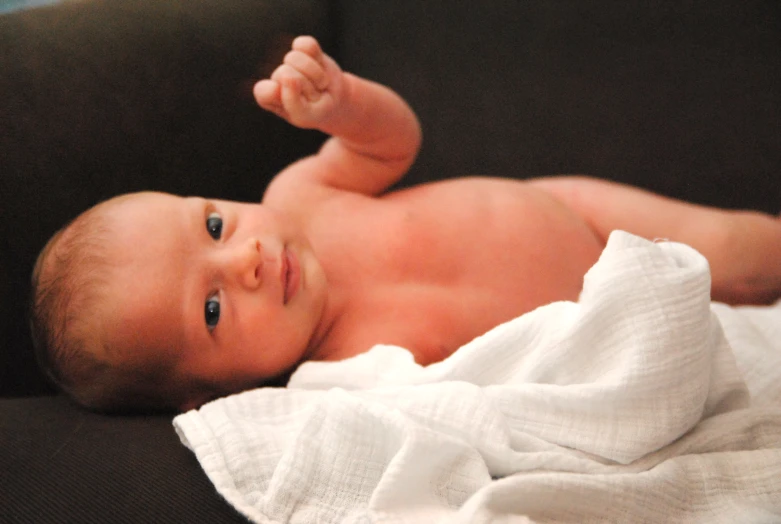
[{"x1": 173, "y1": 231, "x2": 781, "y2": 523}]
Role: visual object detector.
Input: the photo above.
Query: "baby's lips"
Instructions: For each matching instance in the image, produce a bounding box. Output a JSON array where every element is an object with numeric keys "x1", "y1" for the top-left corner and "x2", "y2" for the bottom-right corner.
[{"x1": 282, "y1": 247, "x2": 301, "y2": 305}]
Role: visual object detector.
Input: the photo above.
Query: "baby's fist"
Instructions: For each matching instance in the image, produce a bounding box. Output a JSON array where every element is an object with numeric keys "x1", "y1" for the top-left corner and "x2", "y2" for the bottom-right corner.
[{"x1": 254, "y1": 36, "x2": 344, "y2": 130}]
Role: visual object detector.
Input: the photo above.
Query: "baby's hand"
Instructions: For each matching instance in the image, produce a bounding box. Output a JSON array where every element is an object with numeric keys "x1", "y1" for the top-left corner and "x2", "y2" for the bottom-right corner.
[{"x1": 254, "y1": 36, "x2": 345, "y2": 130}]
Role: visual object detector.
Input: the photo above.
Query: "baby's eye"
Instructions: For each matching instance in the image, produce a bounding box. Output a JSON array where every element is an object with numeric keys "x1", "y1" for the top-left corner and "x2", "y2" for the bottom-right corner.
[
  {"x1": 206, "y1": 212, "x2": 223, "y2": 240},
  {"x1": 205, "y1": 294, "x2": 220, "y2": 332}
]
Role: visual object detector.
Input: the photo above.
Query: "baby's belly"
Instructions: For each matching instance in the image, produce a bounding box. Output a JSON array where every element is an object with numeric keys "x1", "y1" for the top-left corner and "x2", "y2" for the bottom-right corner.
[
  {"x1": 387, "y1": 177, "x2": 605, "y2": 309},
  {"x1": 338, "y1": 177, "x2": 607, "y2": 364}
]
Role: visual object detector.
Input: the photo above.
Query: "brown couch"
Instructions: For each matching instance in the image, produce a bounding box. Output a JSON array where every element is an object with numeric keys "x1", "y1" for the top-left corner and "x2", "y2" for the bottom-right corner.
[{"x1": 2, "y1": 1, "x2": 779, "y2": 521}]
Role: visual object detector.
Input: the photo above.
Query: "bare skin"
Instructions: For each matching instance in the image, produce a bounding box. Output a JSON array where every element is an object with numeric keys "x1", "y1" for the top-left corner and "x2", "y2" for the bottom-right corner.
[
  {"x1": 91, "y1": 36, "x2": 781, "y2": 409},
  {"x1": 252, "y1": 37, "x2": 605, "y2": 367},
  {"x1": 254, "y1": 36, "x2": 781, "y2": 363}
]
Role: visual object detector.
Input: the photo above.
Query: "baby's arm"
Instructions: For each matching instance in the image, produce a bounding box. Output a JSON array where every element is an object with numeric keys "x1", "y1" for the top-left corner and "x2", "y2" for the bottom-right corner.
[
  {"x1": 530, "y1": 176, "x2": 781, "y2": 305},
  {"x1": 255, "y1": 36, "x2": 421, "y2": 197}
]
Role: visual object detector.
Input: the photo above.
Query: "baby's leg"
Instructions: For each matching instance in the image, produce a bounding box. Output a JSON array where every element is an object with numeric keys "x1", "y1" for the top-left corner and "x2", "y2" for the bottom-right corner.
[{"x1": 529, "y1": 175, "x2": 781, "y2": 305}]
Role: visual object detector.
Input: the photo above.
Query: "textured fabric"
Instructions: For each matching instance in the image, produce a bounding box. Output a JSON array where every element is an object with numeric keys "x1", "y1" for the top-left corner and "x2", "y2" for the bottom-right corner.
[
  {"x1": 174, "y1": 232, "x2": 781, "y2": 523},
  {"x1": 0, "y1": 396, "x2": 248, "y2": 523}
]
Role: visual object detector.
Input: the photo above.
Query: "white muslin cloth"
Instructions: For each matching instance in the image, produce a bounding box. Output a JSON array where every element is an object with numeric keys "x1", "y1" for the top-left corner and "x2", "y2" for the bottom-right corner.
[{"x1": 173, "y1": 231, "x2": 781, "y2": 523}]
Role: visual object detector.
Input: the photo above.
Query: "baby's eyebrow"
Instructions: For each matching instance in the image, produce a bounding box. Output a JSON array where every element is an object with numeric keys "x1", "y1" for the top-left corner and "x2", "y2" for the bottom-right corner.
[
  {"x1": 186, "y1": 197, "x2": 212, "y2": 233},
  {"x1": 201, "y1": 199, "x2": 223, "y2": 224}
]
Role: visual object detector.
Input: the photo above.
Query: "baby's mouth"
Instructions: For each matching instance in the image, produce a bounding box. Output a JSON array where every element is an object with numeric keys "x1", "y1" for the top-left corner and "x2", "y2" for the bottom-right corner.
[{"x1": 282, "y1": 246, "x2": 300, "y2": 305}]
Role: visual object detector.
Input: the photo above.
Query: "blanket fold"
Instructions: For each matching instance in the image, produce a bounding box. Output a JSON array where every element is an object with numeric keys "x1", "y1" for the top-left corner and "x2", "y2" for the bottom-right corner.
[{"x1": 174, "y1": 231, "x2": 781, "y2": 523}]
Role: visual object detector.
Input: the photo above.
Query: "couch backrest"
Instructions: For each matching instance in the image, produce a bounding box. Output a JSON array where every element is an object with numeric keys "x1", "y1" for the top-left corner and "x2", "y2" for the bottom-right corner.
[{"x1": 335, "y1": 0, "x2": 781, "y2": 210}]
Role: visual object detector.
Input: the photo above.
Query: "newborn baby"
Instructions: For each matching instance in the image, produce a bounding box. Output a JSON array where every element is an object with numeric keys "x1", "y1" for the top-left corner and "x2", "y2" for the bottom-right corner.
[{"x1": 30, "y1": 36, "x2": 781, "y2": 412}]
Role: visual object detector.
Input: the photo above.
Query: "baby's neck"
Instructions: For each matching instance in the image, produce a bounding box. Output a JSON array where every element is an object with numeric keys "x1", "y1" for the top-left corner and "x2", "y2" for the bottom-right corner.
[
  {"x1": 300, "y1": 276, "x2": 356, "y2": 363},
  {"x1": 300, "y1": 279, "x2": 474, "y2": 366}
]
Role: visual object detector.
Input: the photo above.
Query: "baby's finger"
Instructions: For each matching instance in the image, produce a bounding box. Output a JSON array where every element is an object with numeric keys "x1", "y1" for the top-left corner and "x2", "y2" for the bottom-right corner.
[
  {"x1": 284, "y1": 50, "x2": 328, "y2": 90},
  {"x1": 291, "y1": 35, "x2": 323, "y2": 61},
  {"x1": 272, "y1": 64, "x2": 318, "y2": 102},
  {"x1": 279, "y1": 75, "x2": 312, "y2": 125},
  {"x1": 253, "y1": 79, "x2": 281, "y2": 107},
  {"x1": 253, "y1": 80, "x2": 287, "y2": 119}
]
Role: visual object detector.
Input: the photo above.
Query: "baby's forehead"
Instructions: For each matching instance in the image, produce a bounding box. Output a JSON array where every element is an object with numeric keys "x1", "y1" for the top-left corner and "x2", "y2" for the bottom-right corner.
[
  {"x1": 101, "y1": 191, "x2": 182, "y2": 213},
  {"x1": 95, "y1": 192, "x2": 185, "y2": 233}
]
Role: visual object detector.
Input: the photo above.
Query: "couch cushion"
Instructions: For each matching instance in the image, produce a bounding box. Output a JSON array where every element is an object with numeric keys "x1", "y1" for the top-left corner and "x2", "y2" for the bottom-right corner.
[{"x1": 0, "y1": 396, "x2": 247, "y2": 522}]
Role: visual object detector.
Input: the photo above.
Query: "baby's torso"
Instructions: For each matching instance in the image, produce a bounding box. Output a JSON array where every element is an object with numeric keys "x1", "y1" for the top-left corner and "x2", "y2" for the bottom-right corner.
[{"x1": 310, "y1": 177, "x2": 605, "y2": 364}]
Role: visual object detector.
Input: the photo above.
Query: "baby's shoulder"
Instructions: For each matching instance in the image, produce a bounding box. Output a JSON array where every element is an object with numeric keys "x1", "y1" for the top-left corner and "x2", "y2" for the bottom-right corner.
[{"x1": 263, "y1": 171, "x2": 350, "y2": 213}]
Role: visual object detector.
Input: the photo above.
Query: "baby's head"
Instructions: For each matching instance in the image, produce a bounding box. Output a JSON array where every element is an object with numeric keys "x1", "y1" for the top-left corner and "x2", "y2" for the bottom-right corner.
[
  {"x1": 30, "y1": 192, "x2": 328, "y2": 413},
  {"x1": 29, "y1": 195, "x2": 166, "y2": 412}
]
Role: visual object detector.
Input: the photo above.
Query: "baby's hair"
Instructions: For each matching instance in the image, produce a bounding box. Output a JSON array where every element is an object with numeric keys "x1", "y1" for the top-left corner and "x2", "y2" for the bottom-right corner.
[
  {"x1": 30, "y1": 207, "x2": 115, "y2": 408},
  {"x1": 29, "y1": 199, "x2": 182, "y2": 413}
]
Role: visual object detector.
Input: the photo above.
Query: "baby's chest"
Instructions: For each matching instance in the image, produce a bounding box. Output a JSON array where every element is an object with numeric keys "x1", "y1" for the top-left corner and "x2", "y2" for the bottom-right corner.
[
  {"x1": 318, "y1": 177, "x2": 602, "y2": 302},
  {"x1": 314, "y1": 179, "x2": 604, "y2": 363},
  {"x1": 330, "y1": 282, "x2": 509, "y2": 364},
  {"x1": 336, "y1": 191, "x2": 554, "y2": 285},
  {"x1": 329, "y1": 212, "x2": 508, "y2": 288}
]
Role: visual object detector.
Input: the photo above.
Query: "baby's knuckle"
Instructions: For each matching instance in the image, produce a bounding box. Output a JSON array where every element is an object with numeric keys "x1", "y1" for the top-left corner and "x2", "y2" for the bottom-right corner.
[{"x1": 284, "y1": 50, "x2": 301, "y2": 64}]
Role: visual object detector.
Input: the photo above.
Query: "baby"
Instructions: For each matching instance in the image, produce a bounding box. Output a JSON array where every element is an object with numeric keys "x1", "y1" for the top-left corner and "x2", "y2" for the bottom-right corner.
[{"x1": 31, "y1": 36, "x2": 781, "y2": 413}]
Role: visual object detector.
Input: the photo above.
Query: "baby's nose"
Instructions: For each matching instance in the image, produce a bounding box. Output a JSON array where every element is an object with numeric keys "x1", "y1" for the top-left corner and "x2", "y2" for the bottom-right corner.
[{"x1": 226, "y1": 238, "x2": 263, "y2": 290}]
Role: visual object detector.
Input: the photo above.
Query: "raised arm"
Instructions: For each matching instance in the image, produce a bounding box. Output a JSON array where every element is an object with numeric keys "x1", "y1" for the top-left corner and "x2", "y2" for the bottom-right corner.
[
  {"x1": 254, "y1": 36, "x2": 421, "y2": 197},
  {"x1": 530, "y1": 175, "x2": 781, "y2": 305}
]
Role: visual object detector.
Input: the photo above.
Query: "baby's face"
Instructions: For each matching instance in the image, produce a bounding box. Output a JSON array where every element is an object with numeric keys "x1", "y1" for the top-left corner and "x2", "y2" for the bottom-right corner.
[{"x1": 99, "y1": 192, "x2": 328, "y2": 408}]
